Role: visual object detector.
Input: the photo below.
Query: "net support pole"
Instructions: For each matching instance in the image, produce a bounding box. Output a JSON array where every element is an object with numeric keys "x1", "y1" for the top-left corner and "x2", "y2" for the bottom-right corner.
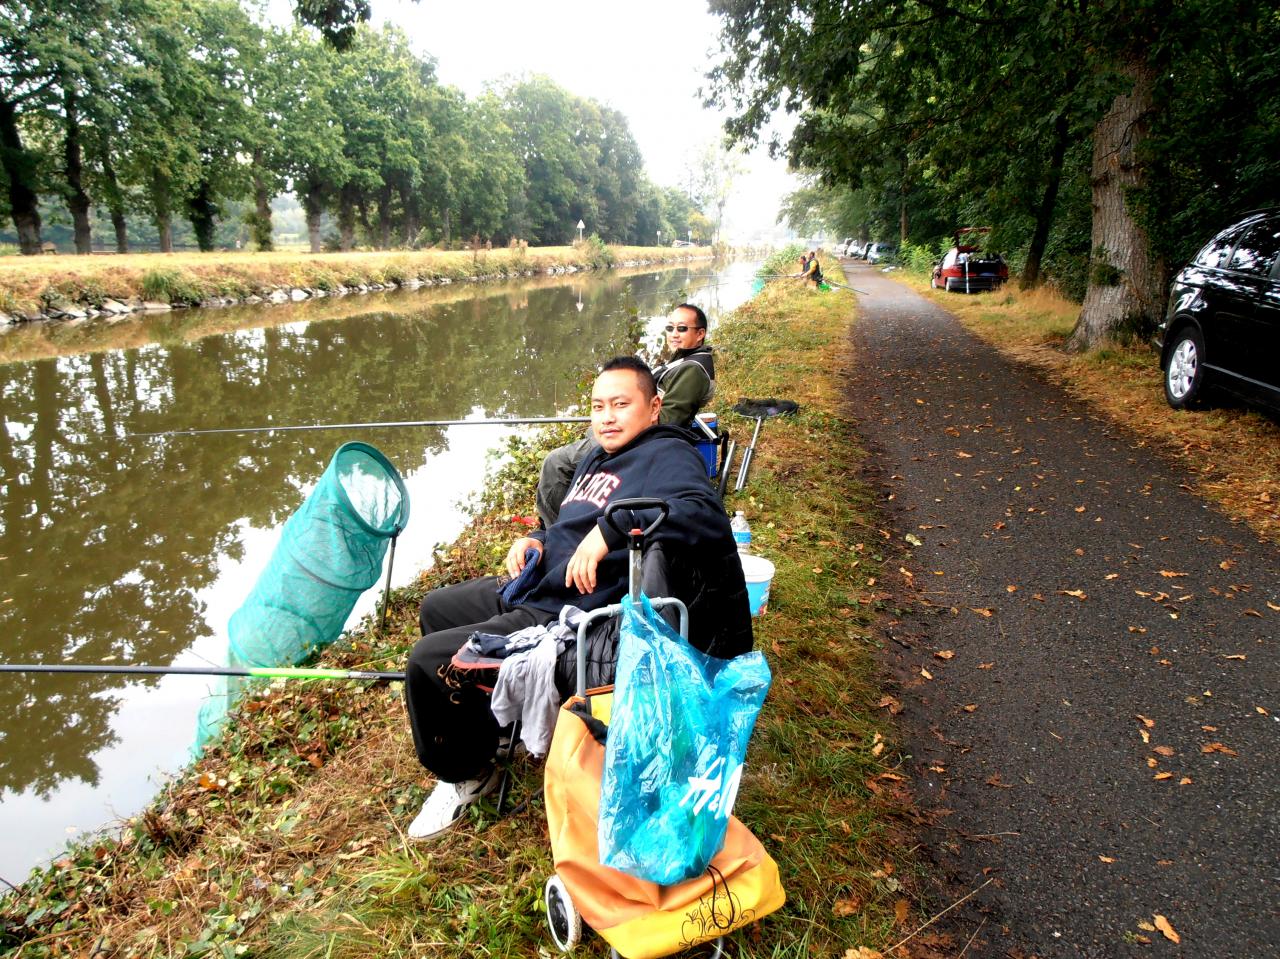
[{"x1": 380, "y1": 532, "x2": 399, "y2": 632}]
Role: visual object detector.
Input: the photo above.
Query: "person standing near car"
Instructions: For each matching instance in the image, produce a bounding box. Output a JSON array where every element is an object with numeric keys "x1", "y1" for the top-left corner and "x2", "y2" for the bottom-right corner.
[{"x1": 534, "y1": 304, "x2": 716, "y2": 528}]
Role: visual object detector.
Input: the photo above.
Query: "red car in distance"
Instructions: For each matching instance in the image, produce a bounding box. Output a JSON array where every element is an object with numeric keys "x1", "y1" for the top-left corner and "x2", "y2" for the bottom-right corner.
[{"x1": 931, "y1": 228, "x2": 1010, "y2": 292}]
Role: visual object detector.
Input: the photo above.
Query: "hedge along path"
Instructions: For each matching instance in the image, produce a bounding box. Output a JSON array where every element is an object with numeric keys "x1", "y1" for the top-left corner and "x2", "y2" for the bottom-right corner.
[
  {"x1": 901, "y1": 275, "x2": 1280, "y2": 543},
  {"x1": 0, "y1": 279, "x2": 921, "y2": 958}
]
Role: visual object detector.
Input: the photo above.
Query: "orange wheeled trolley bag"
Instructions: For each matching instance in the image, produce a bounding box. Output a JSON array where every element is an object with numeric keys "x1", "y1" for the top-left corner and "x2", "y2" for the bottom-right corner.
[{"x1": 541, "y1": 499, "x2": 785, "y2": 958}]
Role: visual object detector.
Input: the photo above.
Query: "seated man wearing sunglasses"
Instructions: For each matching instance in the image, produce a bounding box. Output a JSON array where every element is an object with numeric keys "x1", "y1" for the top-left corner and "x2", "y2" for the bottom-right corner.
[{"x1": 535, "y1": 303, "x2": 716, "y2": 528}]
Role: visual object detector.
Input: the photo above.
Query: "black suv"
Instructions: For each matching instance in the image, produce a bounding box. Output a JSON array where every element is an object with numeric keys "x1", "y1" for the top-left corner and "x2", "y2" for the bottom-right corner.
[{"x1": 1157, "y1": 210, "x2": 1280, "y2": 412}]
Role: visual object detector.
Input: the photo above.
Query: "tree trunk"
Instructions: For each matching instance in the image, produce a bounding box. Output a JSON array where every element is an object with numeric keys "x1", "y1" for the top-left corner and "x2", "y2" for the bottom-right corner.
[
  {"x1": 152, "y1": 169, "x2": 173, "y2": 253},
  {"x1": 1069, "y1": 57, "x2": 1165, "y2": 350},
  {"x1": 188, "y1": 178, "x2": 218, "y2": 252},
  {"x1": 338, "y1": 185, "x2": 357, "y2": 251},
  {"x1": 1021, "y1": 114, "x2": 1070, "y2": 290},
  {"x1": 62, "y1": 81, "x2": 93, "y2": 254},
  {"x1": 97, "y1": 147, "x2": 129, "y2": 253},
  {"x1": 401, "y1": 184, "x2": 418, "y2": 247},
  {"x1": 377, "y1": 183, "x2": 392, "y2": 249},
  {"x1": 0, "y1": 95, "x2": 43, "y2": 254},
  {"x1": 112, "y1": 210, "x2": 128, "y2": 253},
  {"x1": 251, "y1": 160, "x2": 273, "y2": 252},
  {"x1": 304, "y1": 183, "x2": 324, "y2": 253}
]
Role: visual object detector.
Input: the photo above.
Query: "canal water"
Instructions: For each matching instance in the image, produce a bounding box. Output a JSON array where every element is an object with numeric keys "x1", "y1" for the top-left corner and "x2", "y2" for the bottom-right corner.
[{"x1": 0, "y1": 260, "x2": 760, "y2": 883}]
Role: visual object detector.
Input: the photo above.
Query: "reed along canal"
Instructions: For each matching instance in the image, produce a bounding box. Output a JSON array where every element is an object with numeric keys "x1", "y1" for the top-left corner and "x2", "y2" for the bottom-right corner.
[{"x1": 0, "y1": 261, "x2": 760, "y2": 883}]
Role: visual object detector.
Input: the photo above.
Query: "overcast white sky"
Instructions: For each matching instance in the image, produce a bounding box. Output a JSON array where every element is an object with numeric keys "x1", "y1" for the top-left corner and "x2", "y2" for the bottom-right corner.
[{"x1": 263, "y1": 0, "x2": 799, "y2": 239}]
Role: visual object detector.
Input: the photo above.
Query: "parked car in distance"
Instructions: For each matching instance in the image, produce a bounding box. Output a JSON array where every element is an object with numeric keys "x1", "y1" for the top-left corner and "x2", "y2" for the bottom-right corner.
[
  {"x1": 1157, "y1": 209, "x2": 1280, "y2": 412},
  {"x1": 671, "y1": 239, "x2": 696, "y2": 248},
  {"x1": 931, "y1": 231, "x2": 1009, "y2": 292},
  {"x1": 865, "y1": 242, "x2": 897, "y2": 265},
  {"x1": 838, "y1": 237, "x2": 855, "y2": 256}
]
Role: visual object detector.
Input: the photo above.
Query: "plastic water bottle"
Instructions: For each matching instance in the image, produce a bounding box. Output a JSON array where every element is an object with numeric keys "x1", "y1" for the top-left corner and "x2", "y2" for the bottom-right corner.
[{"x1": 730, "y1": 511, "x2": 752, "y2": 553}]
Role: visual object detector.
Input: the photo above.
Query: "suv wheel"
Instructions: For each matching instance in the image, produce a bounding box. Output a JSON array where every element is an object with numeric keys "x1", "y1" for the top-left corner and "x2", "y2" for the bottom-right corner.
[{"x1": 1164, "y1": 326, "x2": 1205, "y2": 409}]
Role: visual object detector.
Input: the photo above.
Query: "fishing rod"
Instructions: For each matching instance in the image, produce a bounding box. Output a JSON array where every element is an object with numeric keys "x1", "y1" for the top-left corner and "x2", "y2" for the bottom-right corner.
[
  {"x1": 134, "y1": 415, "x2": 591, "y2": 439},
  {"x1": 0, "y1": 663, "x2": 405, "y2": 681}
]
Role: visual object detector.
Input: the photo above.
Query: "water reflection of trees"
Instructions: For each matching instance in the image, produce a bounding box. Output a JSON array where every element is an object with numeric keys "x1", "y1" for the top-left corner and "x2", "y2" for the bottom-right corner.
[{"x1": 0, "y1": 276, "x2": 667, "y2": 795}]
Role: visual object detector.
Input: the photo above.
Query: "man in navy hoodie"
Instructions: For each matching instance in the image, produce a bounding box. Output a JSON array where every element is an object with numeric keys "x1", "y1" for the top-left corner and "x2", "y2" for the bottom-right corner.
[{"x1": 404, "y1": 355, "x2": 745, "y2": 839}]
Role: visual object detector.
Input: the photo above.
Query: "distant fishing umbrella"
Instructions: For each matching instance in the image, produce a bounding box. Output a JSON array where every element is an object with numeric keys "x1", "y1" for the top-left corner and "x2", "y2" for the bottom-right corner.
[{"x1": 196, "y1": 442, "x2": 410, "y2": 748}]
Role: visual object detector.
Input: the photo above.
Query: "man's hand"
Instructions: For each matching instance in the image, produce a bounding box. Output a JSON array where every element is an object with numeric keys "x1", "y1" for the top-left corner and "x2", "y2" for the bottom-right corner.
[
  {"x1": 505, "y1": 537, "x2": 544, "y2": 577},
  {"x1": 565, "y1": 525, "x2": 609, "y2": 594}
]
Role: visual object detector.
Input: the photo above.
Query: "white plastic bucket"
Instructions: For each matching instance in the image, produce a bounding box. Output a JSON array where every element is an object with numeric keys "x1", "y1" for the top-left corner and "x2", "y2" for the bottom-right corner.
[{"x1": 739, "y1": 553, "x2": 775, "y2": 616}]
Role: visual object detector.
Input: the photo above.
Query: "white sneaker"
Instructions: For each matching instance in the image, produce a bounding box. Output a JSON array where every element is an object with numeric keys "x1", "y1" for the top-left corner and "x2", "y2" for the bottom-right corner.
[{"x1": 407, "y1": 766, "x2": 502, "y2": 840}]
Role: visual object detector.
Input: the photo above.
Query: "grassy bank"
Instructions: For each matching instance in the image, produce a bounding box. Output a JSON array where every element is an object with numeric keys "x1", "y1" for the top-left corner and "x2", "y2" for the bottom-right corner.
[
  {"x1": 0, "y1": 264, "x2": 700, "y2": 367},
  {"x1": 1, "y1": 279, "x2": 920, "y2": 957},
  {"x1": 891, "y1": 270, "x2": 1280, "y2": 542},
  {"x1": 0, "y1": 244, "x2": 708, "y2": 319}
]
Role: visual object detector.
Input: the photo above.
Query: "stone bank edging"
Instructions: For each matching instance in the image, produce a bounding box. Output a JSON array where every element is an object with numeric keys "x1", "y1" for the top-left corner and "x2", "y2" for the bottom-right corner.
[{"x1": 0, "y1": 254, "x2": 710, "y2": 328}]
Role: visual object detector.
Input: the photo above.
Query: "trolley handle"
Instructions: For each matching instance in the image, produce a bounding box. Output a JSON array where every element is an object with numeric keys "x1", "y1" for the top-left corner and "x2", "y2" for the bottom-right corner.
[{"x1": 603, "y1": 498, "x2": 668, "y2": 540}]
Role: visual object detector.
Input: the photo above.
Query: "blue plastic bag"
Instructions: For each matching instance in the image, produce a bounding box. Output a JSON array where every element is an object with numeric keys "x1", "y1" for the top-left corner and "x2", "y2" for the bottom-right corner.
[{"x1": 598, "y1": 594, "x2": 772, "y2": 886}]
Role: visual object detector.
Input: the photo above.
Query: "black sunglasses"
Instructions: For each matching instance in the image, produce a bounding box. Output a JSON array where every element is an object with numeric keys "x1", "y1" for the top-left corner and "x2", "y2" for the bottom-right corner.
[{"x1": 665, "y1": 324, "x2": 703, "y2": 333}]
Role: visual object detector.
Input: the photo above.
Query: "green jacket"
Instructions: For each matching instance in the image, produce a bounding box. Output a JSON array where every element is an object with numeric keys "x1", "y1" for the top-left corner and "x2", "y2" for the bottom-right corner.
[{"x1": 655, "y1": 345, "x2": 715, "y2": 427}]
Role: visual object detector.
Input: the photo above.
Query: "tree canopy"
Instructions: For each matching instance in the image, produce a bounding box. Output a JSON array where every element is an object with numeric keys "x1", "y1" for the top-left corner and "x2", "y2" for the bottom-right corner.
[
  {"x1": 0, "y1": 1, "x2": 703, "y2": 255},
  {"x1": 708, "y1": 0, "x2": 1280, "y2": 347}
]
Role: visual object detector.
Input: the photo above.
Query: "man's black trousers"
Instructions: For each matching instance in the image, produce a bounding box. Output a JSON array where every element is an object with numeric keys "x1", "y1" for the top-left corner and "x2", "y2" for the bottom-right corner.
[{"x1": 405, "y1": 576, "x2": 556, "y2": 783}]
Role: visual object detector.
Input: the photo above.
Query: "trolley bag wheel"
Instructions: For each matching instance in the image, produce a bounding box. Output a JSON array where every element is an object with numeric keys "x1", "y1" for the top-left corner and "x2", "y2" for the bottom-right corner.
[{"x1": 545, "y1": 875, "x2": 581, "y2": 952}]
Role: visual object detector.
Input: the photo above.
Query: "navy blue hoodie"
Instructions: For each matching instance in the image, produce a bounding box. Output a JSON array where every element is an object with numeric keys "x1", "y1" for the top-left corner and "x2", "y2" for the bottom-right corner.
[{"x1": 519, "y1": 424, "x2": 733, "y2": 614}]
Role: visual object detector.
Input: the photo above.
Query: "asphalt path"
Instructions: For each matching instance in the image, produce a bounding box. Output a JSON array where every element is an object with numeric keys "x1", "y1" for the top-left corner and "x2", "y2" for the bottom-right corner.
[{"x1": 839, "y1": 260, "x2": 1278, "y2": 958}]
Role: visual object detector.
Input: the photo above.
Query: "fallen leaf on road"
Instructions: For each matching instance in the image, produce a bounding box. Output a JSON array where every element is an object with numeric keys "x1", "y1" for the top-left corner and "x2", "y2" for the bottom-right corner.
[
  {"x1": 1201, "y1": 742, "x2": 1238, "y2": 756},
  {"x1": 904, "y1": 533, "x2": 923, "y2": 547},
  {"x1": 956, "y1": 451, "x2": 973, "y2": 458},
  {"x1": 1153, "y1": 914, "x2": 1180, "y2": 944},
  {"x1": 843, "y1": 948, "x2": 882, "y2": 959},
  {"x1": 1136, "y1": 714, "x2": 1156, "y2": 728},
  {"x1": 833, "y1": 898, "x2": 861, "y2": 918},
  {"x1": 1098, "y1": 855, "x2": 1115, "y2": 863},
  {"x1": 1222, "y1": 654, "x2": 1247, "y2": 661},
  {"x1": 1006, "y1": 584, "x2": 1018, "y2": 592},
  {"x1": 1105, "y1": 573, "x2": 1119, "y2": 580},
  {"x1": 978, "y1": 661, "x2": 994, "y2": 669},
  {"x1": 877, "y1": 695, "x2": 903, "y2": 714},
  {"x1": 1154, "y1": 745, "x2": 1175, "y2": 757},
  {"x1": 1159, "y1": 570, "x2": 1188, "y2": 578},
  {"x1": 1129, "y1": 625, "x2": 1147, "y2": 633},
  {"x1": 1244, "y1": 608, "x2": 1262, "y2": 618},
  {"x1": 970, "y1": 607, "x2": 994, "y2": 617},
  {"x1": 962, "y1": 704, "x2": 978, "y2": 713},
  {"x1": 919, "y1": 667, "x2": 933, "y2": 680},
  {"x1": 1075, "y1": 506, "x2": 1086, "y2": 512},
  {"x1": 985, "y1": 773, "x2": 1012, "y2": 788},
  {"x1": 1154, "y1": 771, "x2": 1173, "y2": 780},
  {"x1": 1179, "y1": 777, "x2": 1193, "y2": 785},
  {"x1": 1258, "y1": 706, "x2": 1270, "y2": 715},
  {"x1": 1140, "y1": 730, "x2": 1151, "y2": 745},
  {"x1": 1219, "y1": 559, "x2": 1235, "y2": 571},
  {"x1": 1269, "y1": 602, "x2": 1280, "y2": 612},
  {"x1": 934, "y1": 649, "x2": 955, "y2": 660},
  {"x1": 1059, "y1": 589, "x2": 1088, "y2": 600},
  {"x1": 1138, "y1": 921, "x2": 1156, "y2": 932},
  {"x1": 894, "y1": 898, "x2": 910, "y2": 926}
]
